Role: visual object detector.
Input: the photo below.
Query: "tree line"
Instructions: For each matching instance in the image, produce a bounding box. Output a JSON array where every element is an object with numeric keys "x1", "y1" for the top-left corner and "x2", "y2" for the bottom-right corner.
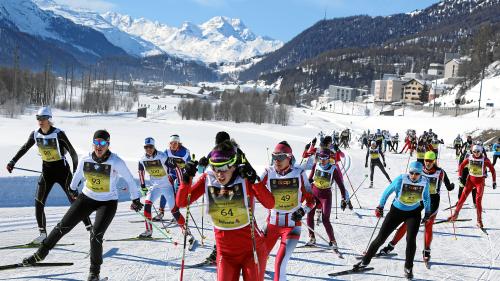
[{"x1": 177, "y1": 92, "x2": 290, "y2": 126}]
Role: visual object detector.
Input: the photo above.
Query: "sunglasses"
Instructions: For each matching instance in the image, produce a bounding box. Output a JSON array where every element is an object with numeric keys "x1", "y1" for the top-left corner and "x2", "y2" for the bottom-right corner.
[
  {"x1": 318, "y1": 155, "x2": 330, "y2": 160},
  {"x1": 409, "y1": 171, "x2": 421, "y2": 176},
  {"x1": 272, "y1": 153, "x2": 291, "y2": 161},
  {"x1": 473, "y1": 150, "x2": 481, "y2": 153},
  {"x1": 36, "y1": 115, "x2": 50, "y2": 121},
  {"x1": 211, "y1": 164, "x2": 233, "y2": 172},
  {"x1": 144, "y1": 145, "x2": 154, "y2": 149},
  {"x1": 93, "y1": 139, "x2": 108, "y2": 147},
  {"x1": 424, "y1": 159, "x2": 434, "y2": 163}
]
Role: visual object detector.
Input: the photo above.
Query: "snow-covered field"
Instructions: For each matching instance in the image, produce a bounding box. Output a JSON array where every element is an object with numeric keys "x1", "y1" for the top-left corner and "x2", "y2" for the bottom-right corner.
[{"x1": 0, "y1": 95, "x2": 499, "y2": 280}]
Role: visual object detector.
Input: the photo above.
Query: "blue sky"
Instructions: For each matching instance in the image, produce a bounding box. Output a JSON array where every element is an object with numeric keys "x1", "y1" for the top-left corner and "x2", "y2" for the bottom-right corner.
[{"x1": 56, "y1": 0, "x2": 440, "y2": 42}]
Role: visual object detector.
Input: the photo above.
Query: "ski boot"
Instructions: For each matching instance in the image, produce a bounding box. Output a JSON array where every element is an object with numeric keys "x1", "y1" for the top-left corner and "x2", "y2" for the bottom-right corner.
[
  {"x1": 138, "y1": 229, "x2": 152, "y2": 238},
  {"x1": 22, "y1": 252, "x2": 44, "y2": 265},
  {"x1": 369, "y1": 181, "x2": 373, "y2": 188},
  {"x1": 353, "y1": 261, "x2": 368, "y2": 270},
  {"x1": 404, "y1": 267, "x2": 413, "y2": 279},
  {"x1": 422, "y1": 249, "x2": 431, "y2": 262},
  {"x1": 328, "y1": 240, "x2": 338, "y2": 249},
  {"x1": 305, "y1": 236, "x2": 316, "y2": 246},
  {"x1": 378, "y1": 242, "x2": 394, "y2": 256},
  {"x1": 204, "y1": 248, "x2": 217, "y2": 265},
  {"x1": 87, "y1": 272, "x2": 100, "y2": 281},
  {"x1": 152, "y1": 212, "x2": 164, "y2": 222},
  {"x1": 347, "y1": 201, "x2": 353, "y2": 210},
  {"x1": 31, "y1": 230, "x2": 47, "y2": 245}
]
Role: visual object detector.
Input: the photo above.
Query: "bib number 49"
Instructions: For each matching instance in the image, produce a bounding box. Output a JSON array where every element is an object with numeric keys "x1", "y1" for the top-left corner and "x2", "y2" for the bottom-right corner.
[{"x1": 281, "y1": 194, "x2": 291, "y2": 201}]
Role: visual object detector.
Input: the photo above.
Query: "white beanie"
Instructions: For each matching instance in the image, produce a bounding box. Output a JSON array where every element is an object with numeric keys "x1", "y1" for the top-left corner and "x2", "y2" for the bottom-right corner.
[
  {"x1": 144, "y1": 137, "x2": 155, "y2": 146},
  {"x1": 37, "y1": 106, "x2": 52, "y2": 117},
  {"x1": 170, "y1": 134, "x2": 180, "y2": 143}
]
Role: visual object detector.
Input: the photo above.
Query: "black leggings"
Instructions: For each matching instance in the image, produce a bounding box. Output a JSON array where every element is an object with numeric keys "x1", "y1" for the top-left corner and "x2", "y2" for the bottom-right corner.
[
  {"x1": 370, "y1": 160, "x2": 391, "y2": 182},
  {"x1": 37, "y1": 194, "x2": 117, "y2": 272},
  {"x1": 363, "y1": 205, "x2": 421, "y2": 269},
  {"x1": 493, "y1": 155, "x2": 499, "y2": 166},
  {"x1": 37, "y1": 163, "x2": 92, "y2": 231}
]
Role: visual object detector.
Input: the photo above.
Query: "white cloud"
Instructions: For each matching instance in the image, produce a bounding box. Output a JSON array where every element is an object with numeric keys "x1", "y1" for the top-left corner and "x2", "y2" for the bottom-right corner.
[{"x1": 54, "y1": 0, "x2": 116, "y2": 12}]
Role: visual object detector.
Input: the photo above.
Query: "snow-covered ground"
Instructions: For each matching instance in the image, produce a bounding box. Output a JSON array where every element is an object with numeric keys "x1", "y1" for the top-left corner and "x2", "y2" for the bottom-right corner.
[{"x1": 1, "y1": 95, "x2": 499, "y2": 280}]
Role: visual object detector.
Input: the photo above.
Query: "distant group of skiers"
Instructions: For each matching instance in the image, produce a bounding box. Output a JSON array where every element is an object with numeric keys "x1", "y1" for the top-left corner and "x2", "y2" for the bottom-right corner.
[{"x1": 3, "y1": 106, "x2": 498, "y2": 281}]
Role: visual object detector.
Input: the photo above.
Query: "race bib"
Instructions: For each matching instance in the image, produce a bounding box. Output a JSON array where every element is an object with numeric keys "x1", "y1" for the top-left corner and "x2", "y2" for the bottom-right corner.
[
  {"x1": 143, "y1": 160, "x2": 167, "y2": 177},
  {"x1": 83, "y1": 162, "x2": 111, "y2": 193},
  {"x1": 400, "y1": 183, "x2": 423, "y2": 205},
  {"x1": 370, "y1": 152, "x2": 379, "y2": 159},
  {"x1": 496, "y1": 146, "x2": 500, "y2": 152},
  {"x1": 416, "y1": 151, "x2": 425, "y2": 159},
  {"x1": 469, "y1": 160, "x2": 483, "y2": 177},
  {"x1": 36, "y1": 138, "x2": 61, "y2": 162},
  {"x1": 313, "y1": 170, "x2": 332, "y2": 189},
  {"x1": 208, "y1": 183, "x2": 249, "y2": 229},
  {"x1": 270, "y1": 177, "x2": 299, "y2": 211},
  {"x1": 428, "y1": 177, "x2": 438, "y2": 195}
]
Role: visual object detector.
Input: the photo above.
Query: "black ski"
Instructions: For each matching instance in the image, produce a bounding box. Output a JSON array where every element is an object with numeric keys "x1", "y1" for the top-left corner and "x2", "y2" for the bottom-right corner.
[
  {"x1": 355, "y1": 252, "x2": 397, "y2": 260},
  {"x1": 105, "y1": 237, "x2": 166, "y2": 242},
  {"x1": 0, "y1": 262, "x2": 74, "y2": 271},
  {"x1": 0, "y1": 243, "x2": 74, "y2": 250},
  {"x1": 442, "y1": 203, "x2": 468, "y2": 211},
  {"x1": 433, "y1": 218, "x2": 471, "y2": 225},
  {"x1": 328, "y1": 267, "x2": 374, "y2": 276}
]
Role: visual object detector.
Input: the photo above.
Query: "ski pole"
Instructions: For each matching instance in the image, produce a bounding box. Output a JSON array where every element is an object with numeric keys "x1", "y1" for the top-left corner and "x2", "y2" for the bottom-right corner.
[
  {"x1": 13, "y1": 167, "x2": 42, "y2": 173},
  {"x1": 179, "y1": 192, "x2": 191, "y2": 281},
  {"x1": 334, "y1": 181, "x2": 338, "y2": 219},
  {"x1": 247, "y1": 183, "x2": 260, "y2": 276},
  {"x1": 447, "y1": 190, "x2": 458, "y2": 240},
  {"x1": 303, "y1": 223, "x2": 331, "y2": 245},
  {"x1": 135, "y1": 211, "x2": 177, "y2": 243},
  {"x1": 188, "y1": 211, "x2": 206, "y2": 240},
  {"x1": 346, "y1": 175, "x2": 368, "y2": 206},
  {"x1": 341, "y1": 166, "x2": 362, "y2": 209},
  {"x1": 266, "y1": 147, "x2": 270, "y2": 165},
  {"x1": 201, "y1": 192, "x2": 205, "y2": 246},
  {"x1": 363, "y1": 217, "x2": 381, "y2": 254},
  {"x1": 151, "y1": 204, "x2": 173, "y2": 232},
  {"x1": 404, "y1": 153, "x2": 411, "y2": 173}
]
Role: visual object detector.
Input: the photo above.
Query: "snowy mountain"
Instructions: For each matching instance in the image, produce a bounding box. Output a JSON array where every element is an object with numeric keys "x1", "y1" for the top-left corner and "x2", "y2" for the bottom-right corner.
[
  {"x1": 33, "y1": 0, "x2": 163, "y2": 57},
  {"x1": 0, "y1": 0, "x2": 128, "y2": 72},
  {"x1": 102, "y1": 13, "x2": 283, "y2": 63}
]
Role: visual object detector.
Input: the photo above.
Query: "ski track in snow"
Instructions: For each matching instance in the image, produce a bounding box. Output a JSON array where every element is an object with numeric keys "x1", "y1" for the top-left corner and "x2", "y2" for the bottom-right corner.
[{"x1": 1, "y1": 96, "x2": 500, "y2": 280}]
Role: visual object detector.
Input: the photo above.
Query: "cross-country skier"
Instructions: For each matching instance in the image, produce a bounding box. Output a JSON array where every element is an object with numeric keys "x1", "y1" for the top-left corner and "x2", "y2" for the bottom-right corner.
[
  {"x1": 361, "y1": 131, "x2": 369, "y2": 150},
  {"x1": 6, "y1": 106, "x2": 92, "y2": 243},
  {"x1": 449, "y1": 145, "x2": 496, "y2": 228},
  {"x1": 306, "y1": 148, "x2": 349, "y2": 246},
  {"x1": 454, "y1": 135, "x2": 463, "y2": 158},
  {"x1": 391, "y1": 133, "x2": 400, "y2": 152},
  {"x1": 365, "y1": 141, "x2": 392, "y2": 188},
  {"x1": 154, "y1": 134, "x2": 191, "y2": 221},
  {"x1": 261, "y1": 141, "x2": 314, "y2": 281},
  {"x1": 492, "y1": 138, "x2": 500, "y2": 166},
  {"x1": 177, "y1": 140, "x2": 275, "y2": 281},
  {"x1": 378, "y1": 151, "x2": 454, "y2": 264},
  {"x1": 354, "y1": 161, "x2": 430, "y2": 279},
  {"x1": 22, "y1": 130, "x2": 143, "y2": 281},
  {"x1": 430, "y1": 136, "x2": 444, "y2": 158},
  {"x1": 137, "y1": 137, "x2": 192, "y2": 243},
  {"x1": 374, "y1": 129, "x2": 384, "y2": 149}
]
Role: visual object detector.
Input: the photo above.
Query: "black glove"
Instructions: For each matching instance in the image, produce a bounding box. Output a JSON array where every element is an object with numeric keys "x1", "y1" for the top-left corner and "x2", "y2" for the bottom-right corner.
[
  {"x1": 333, "y1": 144, "x2": 339, "y2": 151},
  {"x1": 198, "y1": 156, "x2": 209, "y2": 167},
  {"x1": 305, "y1": 143, "x2": 311, "y2": 150},
  {"x1": 237, "y1": 164, "x2": 257, "y2": 182},
  {"x1": 68, "y1": 188, "x2": 79, "y2": 199},
  {"x1": 311, "y1": 137, "x2": 317, "y2": 146},
  {"x1": 291, "y1": 207, "x2": 306, "y2": 222},
  {"x1": 140, "y1": 185, "x2": 149, "y2": 196},
  {"x1": 182, "y1": 160, "x2": 198, "y2": 183},
  {"x1": 421, "y1": 213, "x2": 431, "y2": 224},
  {"x1": 167, "y1": 157, "x2": 185, "y2": 168},
  {"x1": 375, "y1": 206, "x2": 384, "y2": 218},
  {"x1": 340, "y1": 200, "x2": 347, "y2": 211},
  {"x1": 365, "y1": 163, "x2": 368, "y2": 168},
  {"x1": 6, "y1": 160, "x2": 14, "y2": 173},
  {"x1": 493, "y1": 182, "x2": 497, "y2": 190},
  {"x1": 130, "y1": 198, "x2": 143, "y2": 212},
  {"x1": 383, "y1": 162, "x2": 387, "y2": 167},
  {"x1": 309, "y1": 178, "x2": 314, "y2": 184},
  {"x1": 447, "y1": 183, "x2": 455, "y2": 191}
]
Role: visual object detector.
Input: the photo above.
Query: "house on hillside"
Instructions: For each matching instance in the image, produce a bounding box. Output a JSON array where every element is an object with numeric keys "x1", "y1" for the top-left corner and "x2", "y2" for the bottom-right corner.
[
  {"x1": 373, "y1": 79, "x2": 405, "y2": 103},
  {"x1": 326, "y1": 85, "x2": 367, "y2": 101},
  {"x1": 402, "y1": 79, "x2": 427, "y2": 104},
  {"x1": 172, "y1": 86, "x2": 203, "y2": 98}
]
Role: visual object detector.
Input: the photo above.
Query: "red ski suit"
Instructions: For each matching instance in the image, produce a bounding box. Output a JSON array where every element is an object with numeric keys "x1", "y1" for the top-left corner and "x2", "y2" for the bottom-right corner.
[
  {"x1": 454, "y1": 155, "x2": 496, "y2": 222},
  {"x1": 177, "y1": 173, "x2": 275, "y2": 281},
  {"x1": 261, "y1": 166, "x2": 314, "y2": 281}
]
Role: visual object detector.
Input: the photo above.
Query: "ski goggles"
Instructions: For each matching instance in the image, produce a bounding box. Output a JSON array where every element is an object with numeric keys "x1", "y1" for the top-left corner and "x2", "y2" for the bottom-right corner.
[
  {"x1": 472, "y1": 150, "x2": 482, "y2": 154},
  {"x1": 271, "y1": 153, "x2": 292, "y2": 161},
  {"x1": 36, "y1": 115, "x2": 50, "y2": 121},
  {"x1": 144, "y1": 145, "x2": 154, "y2": 149},
  {"x1": 409, "y1": 171, "x2": 421, "y2": 176},
  {"x1": 318, "y1": 154, "x2": 330, "y2": 160},
  {"x1": 209, "y1": 155, "x2": 237, "y2": 172},
  {"x1": 93, "y1": 139, "x2": 108, "y2": 147}
]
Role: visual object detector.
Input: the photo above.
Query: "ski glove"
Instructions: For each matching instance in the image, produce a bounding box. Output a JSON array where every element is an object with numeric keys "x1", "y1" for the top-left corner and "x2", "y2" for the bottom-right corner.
[
  {"x1": 305, "y1": 143, "x2": 311, "y2": 150},
  {"x1": 167, "y1": 157, "x2": 184, "y2": 169},
  {"x1": 68, "y1": 188, "x2": 79, "y2": 200},
  {"x1": 309, "y1": 178, "x2": 314, "y2": 184},
  {"x1": 493, "y1": 182, "x2": 497, "y2": 190},
  {"x1": 447, "y1": 183, "x2": 455, "y2": 191},
  {"x1": 421, "y1": 213, "x2": 431, "y2": 224},
  {"x1": 291, "y1": 207, "x2": 306, "y2": 222},
  {"x1": 198, "y1": 156, "x2": 209, "y2": 167},
  {"x1": 340, "y1": 200, "x2": 347, "y2": 211},
  {"x1": 182, "y1": 160, "x2": 198, "y2": 183},
  {"x1": 383, "y1": 162, "x2": 387, "y2": 167},
  {"x1": 6, "y1": 160, "x2": 14, "y2": 173},
  {"x1": 311, "y1": 137, "x2": 317, "y2": 146},
  {"x1": 375, "y1": 206, "x2": 384, "y2": 218},
  {"x1": 365, "y1": 163, "x2": 368, "y2": 168},
  {"x1": 238, "y1": 163, "x2": 257, "y2": 183},
  {"x1": 130, "y1": 198, "x2": 143, "y2": 212}
]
